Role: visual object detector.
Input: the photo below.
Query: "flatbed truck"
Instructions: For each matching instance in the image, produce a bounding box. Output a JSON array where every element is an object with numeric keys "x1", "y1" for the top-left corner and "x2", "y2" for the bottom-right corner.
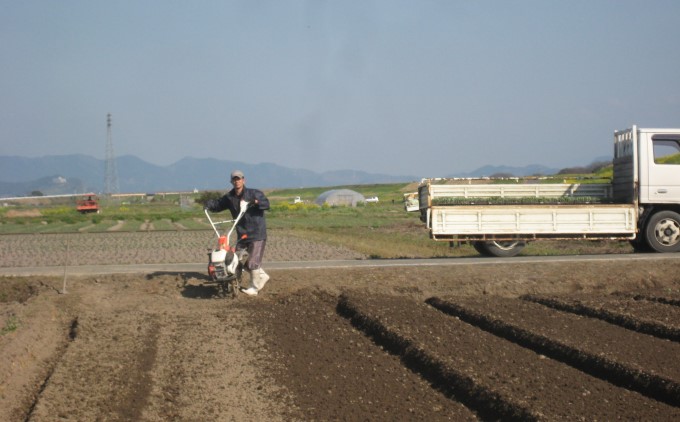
[{"x1": 414, "y1": 126, "x2": 680, "y2": 256}]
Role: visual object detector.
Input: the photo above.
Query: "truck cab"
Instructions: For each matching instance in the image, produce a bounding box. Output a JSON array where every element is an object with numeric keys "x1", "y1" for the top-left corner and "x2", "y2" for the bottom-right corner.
[{"x1": 636, "y1": 128, "x2": 680, "y2": 204}]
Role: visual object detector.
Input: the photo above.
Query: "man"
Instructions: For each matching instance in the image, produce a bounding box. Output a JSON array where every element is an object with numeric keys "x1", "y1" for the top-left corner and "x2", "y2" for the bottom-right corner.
[{"x1": 206, "y1": 170, "x2": 270, "y2": 296}]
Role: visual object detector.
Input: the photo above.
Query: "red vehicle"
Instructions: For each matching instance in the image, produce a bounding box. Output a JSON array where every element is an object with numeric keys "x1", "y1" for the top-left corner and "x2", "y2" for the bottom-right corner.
[{"x1": 76, "y1": 194, "x2": 100, "y2": 214}]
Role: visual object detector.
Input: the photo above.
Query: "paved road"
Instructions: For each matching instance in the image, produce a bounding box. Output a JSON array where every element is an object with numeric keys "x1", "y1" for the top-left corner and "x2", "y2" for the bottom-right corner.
[{"x1": 2, "y1": 253, "x2": 679, "y2": 277}]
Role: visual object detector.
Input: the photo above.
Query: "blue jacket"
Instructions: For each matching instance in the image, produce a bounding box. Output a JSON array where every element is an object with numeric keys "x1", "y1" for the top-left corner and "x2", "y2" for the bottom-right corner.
[{"x1": 207, "y1": 187, "x2": 269, "y2": 242}]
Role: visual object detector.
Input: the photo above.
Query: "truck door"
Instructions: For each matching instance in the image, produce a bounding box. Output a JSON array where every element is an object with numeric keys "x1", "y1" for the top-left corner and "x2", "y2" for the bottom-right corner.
[{"x1": 647, "y1": 134, "x2": 680, "y2": 204}]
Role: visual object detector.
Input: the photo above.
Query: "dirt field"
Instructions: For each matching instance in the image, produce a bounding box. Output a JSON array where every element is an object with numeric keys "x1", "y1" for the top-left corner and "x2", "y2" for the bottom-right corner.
[{"x1": 1, "y1": 231, "x2": 680, "y2": 421}]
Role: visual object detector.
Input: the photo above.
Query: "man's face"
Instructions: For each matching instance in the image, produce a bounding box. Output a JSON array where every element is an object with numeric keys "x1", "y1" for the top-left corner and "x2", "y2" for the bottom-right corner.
[{"x1": 231, "y1": 176, "x2": 244, "y2": 189}]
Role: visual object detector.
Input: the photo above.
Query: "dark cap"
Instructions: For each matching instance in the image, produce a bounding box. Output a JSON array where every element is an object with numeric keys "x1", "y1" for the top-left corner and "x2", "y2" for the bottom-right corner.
[{"x1": 230, "y1": 170, "x2": 244, "y2": 180}]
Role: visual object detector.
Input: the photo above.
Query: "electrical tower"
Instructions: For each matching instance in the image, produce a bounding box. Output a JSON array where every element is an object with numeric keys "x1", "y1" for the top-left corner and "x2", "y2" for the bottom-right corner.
[{"x1": 104, "y1": 113, "x2": 120, "y2": 195}]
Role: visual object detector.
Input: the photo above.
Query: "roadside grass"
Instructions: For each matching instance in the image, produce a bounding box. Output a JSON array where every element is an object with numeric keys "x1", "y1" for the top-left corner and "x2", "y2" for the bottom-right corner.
[{"x1": 279, "y1": 226, "x2": 475, "y2": 259}]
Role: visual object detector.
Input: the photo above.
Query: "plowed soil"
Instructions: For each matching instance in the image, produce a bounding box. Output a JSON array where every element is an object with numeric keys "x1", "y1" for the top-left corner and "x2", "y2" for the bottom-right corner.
[{"x1": 1, "y1": 231, "x2": 680, "y2": 421}]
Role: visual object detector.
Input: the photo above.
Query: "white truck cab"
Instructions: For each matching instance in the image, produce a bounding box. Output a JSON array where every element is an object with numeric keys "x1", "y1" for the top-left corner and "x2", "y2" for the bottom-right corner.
[{"x1": 634, "y1": 128, "x2": 680, "y2": 204}]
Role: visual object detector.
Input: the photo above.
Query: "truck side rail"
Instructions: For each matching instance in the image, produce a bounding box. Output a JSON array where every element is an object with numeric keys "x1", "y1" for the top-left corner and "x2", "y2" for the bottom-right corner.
[{"x1": 424, "y1": 182, "x2": 612, "y2": 200}]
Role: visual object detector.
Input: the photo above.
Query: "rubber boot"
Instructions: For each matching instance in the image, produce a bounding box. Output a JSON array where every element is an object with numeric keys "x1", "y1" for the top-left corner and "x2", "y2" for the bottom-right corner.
[
  {"x1": 253, "y1": 268, "x2": 270, "y2": 290},
  {"x1": 240, "y1": 286, "x2": 258, "y2": 296},
  {"x1": 240, "y1": 269, "x2": 258, "y2": 296}
]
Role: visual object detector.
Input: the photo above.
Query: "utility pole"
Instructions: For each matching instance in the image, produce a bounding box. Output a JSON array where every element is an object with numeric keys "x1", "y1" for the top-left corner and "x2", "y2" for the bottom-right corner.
[{"x1": 104, "y1": 113, "x2": 120, "y2": 195}]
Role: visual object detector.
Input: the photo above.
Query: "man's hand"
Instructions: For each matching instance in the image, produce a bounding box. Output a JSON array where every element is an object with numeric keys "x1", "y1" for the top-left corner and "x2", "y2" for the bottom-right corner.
[{"x1": 204, "y1": 199, "x2": 216, "y2": 212}]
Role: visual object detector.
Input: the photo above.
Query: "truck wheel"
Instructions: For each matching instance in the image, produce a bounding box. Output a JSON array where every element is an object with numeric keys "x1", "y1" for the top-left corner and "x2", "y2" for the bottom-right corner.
[
  {"x1": 645, "y1": 211, "x2": 680, "y2": 253},
  {"x1": 630, "y1": 239, "x2": 653, "y2": 253},
  {"x1": 478, "y1": 240, "x2": 526, "y2": 257},
  {"x1": 472, "y1": 241, "x2": 489, "y2": 255}
]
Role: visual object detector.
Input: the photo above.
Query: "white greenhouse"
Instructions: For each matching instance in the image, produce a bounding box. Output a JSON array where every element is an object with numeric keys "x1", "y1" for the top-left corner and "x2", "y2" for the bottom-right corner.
[{"x1": 314, "y1": 189, "x2": 366, "y2": 207}]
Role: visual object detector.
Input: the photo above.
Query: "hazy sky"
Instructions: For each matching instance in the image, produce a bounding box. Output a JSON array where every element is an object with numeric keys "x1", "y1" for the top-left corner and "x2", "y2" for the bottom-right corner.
[{"x1": 2, "y1": 1, "x2": 679, "y2": 176}]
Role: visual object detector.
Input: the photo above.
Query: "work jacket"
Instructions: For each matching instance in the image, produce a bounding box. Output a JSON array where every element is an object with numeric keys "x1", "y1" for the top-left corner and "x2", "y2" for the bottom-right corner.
[{"x1": 207, "y1": 187, "x2": 269, "y2": 242}]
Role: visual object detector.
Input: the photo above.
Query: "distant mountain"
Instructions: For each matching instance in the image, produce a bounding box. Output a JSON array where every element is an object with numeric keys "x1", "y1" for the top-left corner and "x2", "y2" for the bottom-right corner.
[
  {"x1": 0, "y1": 154, "x2": 614, "y2": 198},
  {"x1": 0, "y1": 155, "x2": 416, "y2": 197},
  {"x1": 446, "y1": 156, "x2": 612, "y2": 178},
  {"x1": 449, "y1": 164, "x2": 560, "y2": 178}
]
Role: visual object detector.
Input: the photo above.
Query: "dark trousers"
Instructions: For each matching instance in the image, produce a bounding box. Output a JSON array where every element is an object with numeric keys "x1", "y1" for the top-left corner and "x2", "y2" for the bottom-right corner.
[{"x1": 238, "y1": 240, "x2": 266, "y2": 271}]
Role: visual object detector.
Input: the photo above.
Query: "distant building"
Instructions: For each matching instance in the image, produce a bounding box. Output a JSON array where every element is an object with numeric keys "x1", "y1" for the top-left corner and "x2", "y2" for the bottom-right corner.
[{"x1": 315, "y1": 189, "x2": 366, "y2": 207}]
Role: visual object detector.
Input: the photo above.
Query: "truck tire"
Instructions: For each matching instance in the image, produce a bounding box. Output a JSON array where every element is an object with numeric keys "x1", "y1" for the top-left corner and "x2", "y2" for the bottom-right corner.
[
  {"x1": 645, "y1": 211, "x2": 680, "y2": 253},
  {"x1": 475, "y1": 240, "x2": 526, "y2": 257},
  {"x1": 630, "y1": 238, "x2": 653, "y2": 253},
  {"x1": 472, "y1": 241, "x2": 489, "y2": 255}
]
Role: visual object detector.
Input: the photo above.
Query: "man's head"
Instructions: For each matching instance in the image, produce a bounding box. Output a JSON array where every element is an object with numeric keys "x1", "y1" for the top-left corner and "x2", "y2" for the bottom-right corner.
[
  {"x1": 230, "y1": 170, "x2": 245, "y2": 191},
  {"x1": 230, "y1": 170, "x2": 244, "y2": 180}
]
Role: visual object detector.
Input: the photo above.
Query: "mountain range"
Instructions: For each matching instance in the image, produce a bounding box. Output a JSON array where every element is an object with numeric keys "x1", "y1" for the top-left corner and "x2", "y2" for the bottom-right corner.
[
  {"x1": 0, "y1": 154, "x2": 605, "y2": 197},
  {"x1": 0, "y1": 155, "x2": 418, "y2": 197}
]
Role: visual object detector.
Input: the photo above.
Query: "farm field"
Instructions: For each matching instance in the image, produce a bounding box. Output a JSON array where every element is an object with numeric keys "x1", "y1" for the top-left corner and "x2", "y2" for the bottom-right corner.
[{"x1": 1, "y1": 229, "x2": 680, "y2": 420}]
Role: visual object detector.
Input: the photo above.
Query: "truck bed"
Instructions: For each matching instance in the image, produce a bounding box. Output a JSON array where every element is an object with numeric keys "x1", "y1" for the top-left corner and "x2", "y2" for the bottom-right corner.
[
  {"x1": 419, "y1": 181, "x2": 637, "y2": 241},
  {"x1": 429, "y1": 204, "x2": 636, "y2": 241}
]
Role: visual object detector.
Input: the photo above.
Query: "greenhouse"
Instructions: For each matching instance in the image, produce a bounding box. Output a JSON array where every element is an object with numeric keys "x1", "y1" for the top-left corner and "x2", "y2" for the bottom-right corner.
[{"x1": 314, "y1": 189, "x2": 366, "y2": 207}]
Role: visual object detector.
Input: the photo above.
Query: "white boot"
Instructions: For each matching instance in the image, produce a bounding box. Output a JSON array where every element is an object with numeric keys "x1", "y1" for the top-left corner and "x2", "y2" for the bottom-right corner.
[
  {"x1": 240, "y1": 269, "x2": 258, "y2": 296},
  {"x1": 252, "y1": 268, "x2": 270, "y2": 290},
  {"x1": 241, "y1": 286, "x2": 258, "y2": 296}
]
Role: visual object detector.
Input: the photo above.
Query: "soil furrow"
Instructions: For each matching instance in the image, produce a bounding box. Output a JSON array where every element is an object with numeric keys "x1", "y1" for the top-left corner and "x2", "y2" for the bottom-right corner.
[
  {"x1": 250, "y1": 290, "x2": 478, "y2": 421},
  {"x1": 27, "y1": 309, "x2": 161, "y2": 421},
  {"x1": 619, "y1": 292, "x2": 680, "y2": 307},
  {"x1": 522, "y1": 293, "x2": 680, "y2": 342},
  {"x1": 140, "y1": 304, "x2": 289, "y2": 422},
  {"x1": 115, "y1": 316, "x2": 160, "y2": 421},
  {"x1": 337, "y1": 294, "x2": 521, "y2": 421},
  {"x1": 428, "y1": 296, "x2": 680, "y2": 407},
  {"x1": 22, "y1": 317, "x2": 78, "y2": 422},
  {"x1": 339, "y1": 293, "x2": 680, "y2": 420},
  {"x1": 0, "y1": 284, "x2": 73, "y2": 422}
]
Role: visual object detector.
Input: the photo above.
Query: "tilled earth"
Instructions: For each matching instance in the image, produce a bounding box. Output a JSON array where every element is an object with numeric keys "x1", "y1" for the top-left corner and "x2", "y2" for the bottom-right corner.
[{"x1": 1, "y1": 231, "x2": 680, "y2": 421}]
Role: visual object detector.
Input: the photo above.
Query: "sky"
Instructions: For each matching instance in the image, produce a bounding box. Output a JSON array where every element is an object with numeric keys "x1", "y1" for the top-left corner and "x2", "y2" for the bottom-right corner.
[{"x1": 1, "y1": 1, "x2": 680, "y2": 177}]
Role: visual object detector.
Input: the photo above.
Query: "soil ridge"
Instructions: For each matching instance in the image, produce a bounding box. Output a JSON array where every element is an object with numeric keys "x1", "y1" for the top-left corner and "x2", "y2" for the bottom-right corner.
[
  {"x1": 339, "y1": 293, "x2": 680, "y2": 420},
  {"x1": 427, "y1": 296, "x2": 680, "y2": 407},
  {"x1": 522, "y1": 294, "x2": 680, "y2": 342}
]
